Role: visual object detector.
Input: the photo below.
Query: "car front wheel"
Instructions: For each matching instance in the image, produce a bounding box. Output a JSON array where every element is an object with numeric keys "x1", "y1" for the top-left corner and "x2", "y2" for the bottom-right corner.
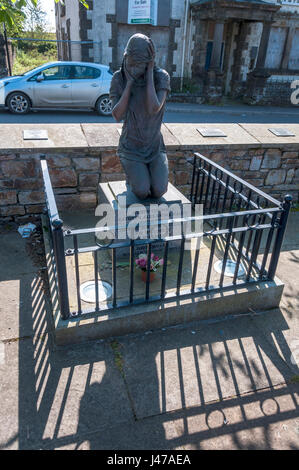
[
  {"x1": 96, "y1": 95, "x2": 112, "y2": 116},
  {"x1": 7, "y1": 92, "x2": 31, "y2": 114}
]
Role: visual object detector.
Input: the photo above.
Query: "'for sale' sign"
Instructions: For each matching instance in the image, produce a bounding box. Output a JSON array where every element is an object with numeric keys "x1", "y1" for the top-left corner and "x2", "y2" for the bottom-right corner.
[{"x1": 128, "y1": 0, "x2": 157, "y2": 25}]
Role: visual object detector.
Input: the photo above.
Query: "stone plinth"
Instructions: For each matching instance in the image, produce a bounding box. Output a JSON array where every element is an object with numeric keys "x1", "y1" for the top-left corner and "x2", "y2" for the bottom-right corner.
[{"x1": 97, "y1": 181, "x2": 191, "y2": 258}]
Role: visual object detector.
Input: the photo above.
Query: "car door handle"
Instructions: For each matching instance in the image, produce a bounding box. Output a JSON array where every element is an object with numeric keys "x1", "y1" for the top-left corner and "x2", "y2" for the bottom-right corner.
[
  {"x1": 91, "y1": 83, "x2": 99, "y2": 87},
  {"x1": 61, "y1": 84, "x2": 70, "y2": 88}
]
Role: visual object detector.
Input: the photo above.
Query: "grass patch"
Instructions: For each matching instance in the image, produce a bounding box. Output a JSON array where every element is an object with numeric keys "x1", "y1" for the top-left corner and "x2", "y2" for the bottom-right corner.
[
  {"x1": 291, "y1": 202, "x2": 299, "y2": 212},
  {"x1": 11, "y1": 34, "x2": 57, "y2": 75},
  {"x1": 13, "y1": 49, "x2": 57, "y2": 75},
  {"x1": 289, "y1": 375, "x2": 299, "y2": 384},
  {"x1": 110, "y1": 340, "x2": 124, "y2": 376}
]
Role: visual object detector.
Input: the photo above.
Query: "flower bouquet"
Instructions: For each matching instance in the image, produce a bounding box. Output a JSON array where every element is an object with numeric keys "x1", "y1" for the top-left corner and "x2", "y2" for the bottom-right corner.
[{"x1": 135, "y1": 253, "x2": 164, "y2": 283}]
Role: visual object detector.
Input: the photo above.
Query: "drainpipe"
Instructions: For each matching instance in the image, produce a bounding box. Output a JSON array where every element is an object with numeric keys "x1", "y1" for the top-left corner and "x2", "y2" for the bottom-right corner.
[{"x1": 180, "y1": 0, "x2": 190, "y2": 91}]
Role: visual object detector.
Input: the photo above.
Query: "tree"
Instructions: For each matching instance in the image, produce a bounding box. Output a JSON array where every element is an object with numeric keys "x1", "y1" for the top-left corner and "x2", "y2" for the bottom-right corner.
[
  {"x1": 0, "y1": 0, "x2": 89, "y2": 28},
  {"x1": 23, "y1": 0, "x2": 47, "y2": 34}
]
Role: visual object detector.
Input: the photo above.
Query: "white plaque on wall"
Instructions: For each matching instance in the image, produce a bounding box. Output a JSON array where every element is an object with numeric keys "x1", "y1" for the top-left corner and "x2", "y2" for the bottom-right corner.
[{"x1": 128, "y1": 0, "x2": 157, "y2": 25}]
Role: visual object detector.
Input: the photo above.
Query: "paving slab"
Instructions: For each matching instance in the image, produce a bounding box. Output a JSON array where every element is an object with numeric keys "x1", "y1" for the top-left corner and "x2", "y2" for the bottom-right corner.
[
  {"x1": 0, "y1": 336, "x2": 134, "y2": 450},
  {"x1": 161, "y1": 123, "x2": 181, "y2": 149},
  {"x1": 81, "y1": 123, "x2": 121, "y2": 150},
  {"x1": 164, "y1": 123, "x2": 259, "y2": 150},
  {"x1": 118, "y1": 314, "x2": 294, "y2": 420},
  {"x1": 249, "y1": 249, "x2": 299, "y2": 375},
  {"x1": 282, "y1": 212, "x2": 299, "y2": 252},
  {"x1": 31, "y1": 383, "x2": 299, "y2": 450},
  {"x1": 0, "y1": 124, "x2": 89, "y2": 152},
  {"x1": 173, "y1": 383, "x2": 299, "y2": 450},
  {"x1": 239, "y1": 124, "x2": 299, "y2": 148},
  {"x1": 39, "y1": 413, "x2": 179, "y2": 450},
  {"x1": 0, "y1": 232, "x2": 39, "y2": 280},
  {"x1": 0, "y1": 271, "x2": 52, "y2": 342}
]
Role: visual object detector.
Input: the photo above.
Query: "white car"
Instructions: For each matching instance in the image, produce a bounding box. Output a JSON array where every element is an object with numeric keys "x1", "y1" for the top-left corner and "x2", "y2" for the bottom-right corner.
[{"x1": 0, "y1": 61, "x2": 113, "y2": 115}]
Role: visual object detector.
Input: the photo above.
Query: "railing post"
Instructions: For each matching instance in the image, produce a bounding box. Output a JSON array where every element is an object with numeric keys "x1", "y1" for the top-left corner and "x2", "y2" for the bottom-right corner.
[
  {"x1": 189, "y1": 154, "x2": 197, "y2": 204},
  {"x1": 268, "y1": 194, "x2": 292, "y2": 280},
  {"x1": 52, "y1": 218, "x2": 70, "y2": 320}
]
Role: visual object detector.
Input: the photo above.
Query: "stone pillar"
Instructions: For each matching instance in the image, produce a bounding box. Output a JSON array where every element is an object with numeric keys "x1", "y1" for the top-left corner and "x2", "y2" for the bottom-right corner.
[
  {"x1": 203, "y1": 21, "x2": 225, "y2": 103},
  {"x1": 230, "y1": 21, "x2": 250, "y2": 99},
  {"x1": 281, "y1": 26, "x2": 296, "y2": 70},
  {"x1": 255, "y1": 21, "x2": 272, "y2": 71},
  {"x1": 244, "y1": 21, "x2": 273, "y2": 105}
]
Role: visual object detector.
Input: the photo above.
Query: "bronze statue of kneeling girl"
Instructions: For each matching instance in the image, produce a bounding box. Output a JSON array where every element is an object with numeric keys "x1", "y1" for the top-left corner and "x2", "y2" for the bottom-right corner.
[{"x1": 109, "y1": 33, "x2": 171, "y2": 200}]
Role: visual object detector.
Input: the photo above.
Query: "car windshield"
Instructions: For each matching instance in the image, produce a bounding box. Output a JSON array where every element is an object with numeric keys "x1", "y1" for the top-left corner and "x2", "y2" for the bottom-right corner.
[{"x1": 22, "y1": 65, "x2": 52, "y2": 76}]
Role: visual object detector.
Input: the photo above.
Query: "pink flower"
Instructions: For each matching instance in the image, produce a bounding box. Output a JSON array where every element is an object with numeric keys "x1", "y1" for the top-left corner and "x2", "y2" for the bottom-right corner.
[{"x1": 135, "y1": 253, "x2": 163, "y2": 271}]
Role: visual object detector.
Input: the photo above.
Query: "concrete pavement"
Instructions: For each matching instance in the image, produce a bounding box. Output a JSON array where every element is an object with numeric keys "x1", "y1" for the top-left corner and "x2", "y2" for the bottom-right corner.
[{"x1": 0, "y1": 213, "x2": 298, "y2": 450}]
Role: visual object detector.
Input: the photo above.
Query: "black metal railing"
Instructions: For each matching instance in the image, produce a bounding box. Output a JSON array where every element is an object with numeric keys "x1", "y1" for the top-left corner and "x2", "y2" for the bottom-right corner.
[
  {"x1": 41, "y1": 156, "x2": 70, "y2": 319},
  {"x1": 40, "y1": 153, "x2": 292, "y2": 320}
]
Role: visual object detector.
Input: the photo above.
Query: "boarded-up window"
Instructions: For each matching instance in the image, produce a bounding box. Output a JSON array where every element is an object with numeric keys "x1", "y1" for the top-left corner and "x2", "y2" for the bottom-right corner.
[
  {"x1": 60, "y1": 3, "x2": 66, "y2": 17},
  {"x1": 207, "y1": 22, "x2": 226, "y2": 41},
  {"x1": 117, "y1": 24, "x2": 169, "y2": 69},
  {"x1": 265, "y1": 27, "x2": 287, "y2": 69},
  {"x1": 288, "y1": 29, "x2": 299, "y2": 70}
]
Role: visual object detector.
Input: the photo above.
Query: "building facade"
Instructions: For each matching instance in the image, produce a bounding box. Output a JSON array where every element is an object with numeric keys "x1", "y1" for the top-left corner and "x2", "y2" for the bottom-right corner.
[{"x1": 55, "y1": 0, "x2": 299, "y2": 105}]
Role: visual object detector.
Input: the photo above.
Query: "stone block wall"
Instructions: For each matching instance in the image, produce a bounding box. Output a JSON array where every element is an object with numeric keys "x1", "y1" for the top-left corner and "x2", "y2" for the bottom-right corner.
[
  {"x1": 0, "y1": 146, "x2": 298, "y2": 225},
  {"x1": 0, "y1": 151, "x2": 100, "y2": 223},
  {"x1": 253, "y1": 77, "x2": 299, "y2": 106}
]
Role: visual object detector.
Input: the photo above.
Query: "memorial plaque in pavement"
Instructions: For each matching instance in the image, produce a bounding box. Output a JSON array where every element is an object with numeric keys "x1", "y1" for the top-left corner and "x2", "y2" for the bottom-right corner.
[
  {"x1": 197, "y1": 128, "x2": 227, "y2": 137},
  {"x1": 268, "y1": 128, "x2": 295, "y2": 137},
  {"x1": 23, "y1": 129, "x2": 48, "y2": 140}
]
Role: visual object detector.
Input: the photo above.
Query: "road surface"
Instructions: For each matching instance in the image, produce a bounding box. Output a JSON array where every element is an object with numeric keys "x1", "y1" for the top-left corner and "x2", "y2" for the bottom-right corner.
[{"x1": 0, "y1": 104, "x2": 298, "y2": 124}]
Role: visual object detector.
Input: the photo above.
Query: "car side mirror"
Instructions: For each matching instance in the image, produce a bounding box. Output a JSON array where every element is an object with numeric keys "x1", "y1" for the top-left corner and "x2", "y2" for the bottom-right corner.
[{"x1": 36, "y1": 74, "x2": 44, "y2": 82}]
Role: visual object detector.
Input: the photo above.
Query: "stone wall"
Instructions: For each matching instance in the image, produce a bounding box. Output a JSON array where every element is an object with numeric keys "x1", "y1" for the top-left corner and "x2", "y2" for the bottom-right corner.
[
  {"x1": 0, "y1": 123, "x2": 298, "y2": 224},
  {"x1": 247, "y1": 75, "x2": 299, "y2": 106}
]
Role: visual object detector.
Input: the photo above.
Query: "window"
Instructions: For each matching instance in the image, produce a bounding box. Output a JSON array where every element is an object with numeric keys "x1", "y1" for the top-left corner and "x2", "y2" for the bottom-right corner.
[
  {"x1": 60, "y1": 3, "x2": 66, "y2": 17},
  {"x1": 204, "y1": 41, "x2": 225, "y2": 70},
  {"x1": 41, "y1": 66, "x2": 72, "y2": 81},
  {"x1": 72, "y1": 66, "x2": 102, "y2": 79}
]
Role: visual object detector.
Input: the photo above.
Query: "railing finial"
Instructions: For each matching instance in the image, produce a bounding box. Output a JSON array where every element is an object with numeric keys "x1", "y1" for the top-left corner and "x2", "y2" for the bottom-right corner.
[
  {"x1": 284, "y1": 194, "x2": 293, "y2": 203},
  {"x1": 52, "y1": 218, "x2": 64, "y2": 229}
]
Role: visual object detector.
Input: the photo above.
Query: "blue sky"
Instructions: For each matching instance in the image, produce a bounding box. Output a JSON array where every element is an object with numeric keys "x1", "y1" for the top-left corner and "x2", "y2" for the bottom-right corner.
[{"x1": 39, "y1": 0, "x2": 56, "y2": 32}]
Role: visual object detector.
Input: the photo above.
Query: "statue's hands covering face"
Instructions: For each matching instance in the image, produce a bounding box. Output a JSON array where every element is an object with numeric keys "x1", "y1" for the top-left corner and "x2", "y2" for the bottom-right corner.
[
  {"x1": 124, "y1": 56, "x2": 136, "y2": 84},
  {"x1": 146, "y1": 38, "x2": 156, "y2": 73}
]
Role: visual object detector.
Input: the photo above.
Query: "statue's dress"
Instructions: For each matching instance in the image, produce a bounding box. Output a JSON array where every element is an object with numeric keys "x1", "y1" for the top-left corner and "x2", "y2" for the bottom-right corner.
[{"x1": 109, "y1": 67, "x2": 171, "y2": 164}]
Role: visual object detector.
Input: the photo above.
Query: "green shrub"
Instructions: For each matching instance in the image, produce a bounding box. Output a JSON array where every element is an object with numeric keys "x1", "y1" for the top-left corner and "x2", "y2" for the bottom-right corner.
[{"x1": 12, "y1": 44, "x2": 57, "y2": 75}]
